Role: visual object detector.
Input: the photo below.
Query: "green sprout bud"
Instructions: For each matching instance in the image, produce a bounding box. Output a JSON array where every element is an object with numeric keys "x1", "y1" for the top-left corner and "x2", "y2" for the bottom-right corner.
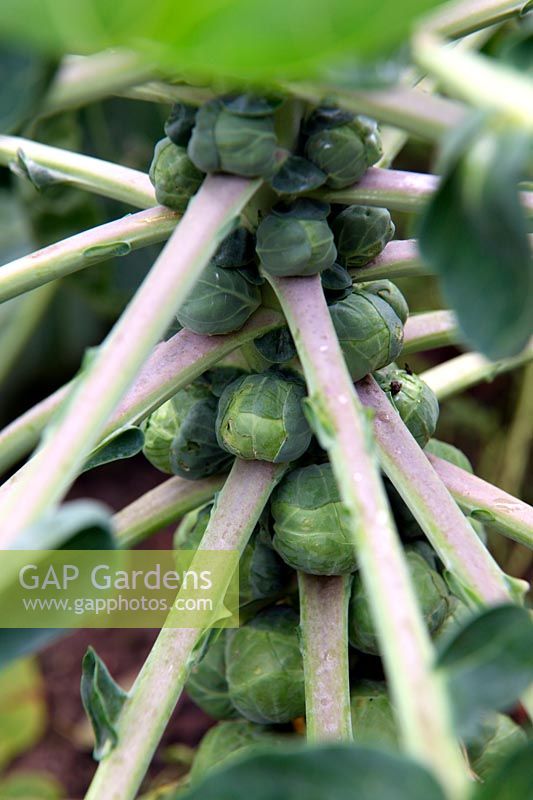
[
  {"x1": 143, "y1": 375, "x2": 234, "y2": 479},
  {"x1": 175, "y1": 506, "x2": 291, "y2": 607},
  {"x1": 468, "y1": 714, "x2": 526, "y2": 781},
  {"x1": 350, "y1": 681, "x2": 399, "y2": 749},
  {"x1": 329, "y1": 287, "x2": 405, "y2": 381},
  {"x1": 271, "y1": 463, "x2": 357, "y2": 575},
  {"x1": 164, "y1": 103, "x2": 197, "y2": 146},
  {"x1": 186, "y1": 632, "x2": 238, "y2": 720},
  {"x1": 348, "y1": 550, "x2": 451, "y2": 654},
  {"x1": 188, "y1": 98, "x2": 278, "y2": 178},
  {"x1": 190, "y1": 720, "x2": 288, "y2": 782},
  {"x1": 375, "y1": 368, "x2": 439, "y2": 448},
  {"x1": 355, "y1": 279, "x2": 409, "y2": 325},
  {"x1": 256, "y1": 200, "x2": 337, "y2": 277},
  {"x1": 148, "y1": 137, "x2": 203, "y2": 211},
  {"x1": 332, "y1": 205, "x2": 395, "y2": 267},
  {"x1": 226, "y1": 606, "x2": 305, "y2": 723},
  {"x1": 176, "y1": 261, "x2": 261, "y2": 335},
  {"x1": 304, "y1": 109, "x2": 382, "y2": 189},
  {"x1": 216, "y1": 371, "x2": 312, "y2": 463}
]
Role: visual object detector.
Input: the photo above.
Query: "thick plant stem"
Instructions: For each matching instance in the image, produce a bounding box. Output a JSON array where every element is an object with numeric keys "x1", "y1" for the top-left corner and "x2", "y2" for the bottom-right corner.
[
  {"x1": 44, "y1": 51, "x2": 153, "y2": 112},
  {"x1": 115, "y1": 474, "x2": 226, "y2": 548},
  {"x1": 356, "y1": 375, "x2": 516, "y2": 604},
  {"x1": 0, "y1": 135, "x2": 156, "y2": 208},
  {"x1": 0, "y1": 176, "x2": 260, "y2": 543},
  {"x1": 317, "y1": 171, "x2": 533, "y2": 218},
  {"x1": 286, "y1": 81, "x2": 467, "y2": 140},
  {"x1": 402, "y1": 311, "x2": 459, "y2": 355},
  {"x1": 84, "y1": 458, "x2": 283, "y2": 800},
  {"x1": 350, "y1": 240, "x2": 427, "y2": 280},
  {"x1": 414, "y1": 31, "x2": 533, "y2": 129},
  {"x1": 423, "y1": 0, "x2": 524, "y2": 37},
  {"x1": 421, "y1": 345, "x2": 533, "y2": 400},
  {"x1": 298, "y1": 573, "x2": 353, "y2": 742},
  {"x1": 0, "y1": 308, "x2": 283, "y2": 480},
  {"x1": 268, "y1": 273, "x2": 468, "y2": 799},
  {"x1": 0, "y1": 207, "x2": 178, "y2": 303},
  {"x1": 429, "y1": 454, "x2": 533, "y2": 550}
]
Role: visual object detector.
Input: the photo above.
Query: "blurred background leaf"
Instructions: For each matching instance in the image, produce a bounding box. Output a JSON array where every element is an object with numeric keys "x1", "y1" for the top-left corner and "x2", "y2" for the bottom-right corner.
[
  {"x1": 0, "y1": 0, "x2": 441, "y2": 81},
  {"x1": 0, "y1": 659, "x2": 47, "y2": 770},
  {"x1": 0, "y1": 772, "x2": 64, "y2": 799}
]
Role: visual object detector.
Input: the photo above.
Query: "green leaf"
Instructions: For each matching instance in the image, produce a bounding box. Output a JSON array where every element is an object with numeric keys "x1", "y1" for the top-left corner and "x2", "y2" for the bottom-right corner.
[
  {"x1": 82, "y1": 426, "x2": 144, "y2": 473},
  {"x1": 0, "y1": 0, "x2": 441, "y2": 81},
  {"x1": 419, "y1": 118, "x2": 533, "y2": 360},
  {"x1": 0, "y1": 659, "x2": 46, "y2": 770},
  {"x1": 474, "y1": 740, "x2": 533, "y2": 800},
  {"x1": 0, "y1": 501, "x2": 115, "y2": 671},
  {"x1": 0, "y1": 46, "x2": 54, "y2": 133},
  {"x1": 270, "y1": 156, "x2": 327, "y2": 194},
  {"x1": 436, "y1": 604, "x2": 533, "y2": 740},
  {"x1": 177, "y1": 744, "x2": 446, "y2": 800},
  {"x1": 15, "y1": 499, "x2": 115, "y2": 550},
  {"x1": 0, "y1": 772, "x2": 64, "y2": 799},
  {"x1": 81, "y1": 646, "x2": 129, "y2": 761}
]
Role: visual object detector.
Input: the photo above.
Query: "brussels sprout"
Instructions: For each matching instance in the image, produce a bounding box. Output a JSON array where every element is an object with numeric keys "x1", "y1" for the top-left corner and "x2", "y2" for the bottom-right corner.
[
  {"x1": 176, "y1": 506, "x2": 291, "y2": 607},
  {"x1": 226, "y1": 606, "x2": 305, "y2": 723},
  {"x1": 271, "y1": 463, "x2": 357, "y2": 575},
  {"x1": 468, "y1": 714, "x2": 526, "y2": 781},
  {"x1": 355, "y1": 279, "x2": 409, "y2": 325},
  {"x1": 304, "y1": 109, "x2": 382, "y2": 189},
  {"x1": 350, "y1": 681, "x2": 399, "y2": 749},
  {"x1": 186, "y1": 632, "x2": 238, "y2": 720},
  {"x1": 164, "y1": 103, "x2": 197, "y2": 146},
  {"x1": 256, "y1": 200, "x2": 337, "y2": 277},
  {"x1": 212, "y1": 226, "x2": 256, "y2": 269},
  {"x1": 332, "y1": 205, "x2": 395, "y2": 267},
  {"x1": 375, "y1": 368, "x2": 439, "y2": 447},
  {"x1": 216, "y1": 371, "x2": 312, "y2": 463},
  {"x1": 253, "y1": 326, "x2": 297, "y2": 364},
  {"x1": 348, "y1": 550, "x2": 451, "y2": 654},
  {"x1": 176, "y1": 261, "x2": 261, "y2": 335},
  {"x1": 143, "y1": 374, "x2": 234, "y2": 479},
  {"x1": 148, "y1": 137, "x2": 203, "y2": 211},
  {"x1": 190, "y1": 719, "x2": 288, "y2": 781},
  {"x1": 329, "y1": 288, "x2": 405, "y2": 381},
  {"x1": 187, "y1": 98, "x2": 278, "y2": 178}
]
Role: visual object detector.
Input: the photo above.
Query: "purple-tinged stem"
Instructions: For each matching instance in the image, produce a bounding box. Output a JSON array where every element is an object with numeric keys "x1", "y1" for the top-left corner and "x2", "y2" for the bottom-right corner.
[
  {"x1": 268, "y1": 272, "x2": 468, "y2": 799},
  {"x1": 0, "y1": 307, "x2": 283, "y2": 480},
  {"x1": 351, "y1": 239, "x2": 426, "y2": 280},
  {"x1": 356, "y1": 375, "x2": 519, "y2": 603},
  {"x1": 115, "y1": 473, "x2": 227, "y2": 548},
  {"x1": 298, "y1": 573, "x2": 352, "y2": 742},
  {"x1": 402, "y1": 311, "x2": 459, "y2": 354},
  {"x1": 0, "y1": 175, "x2": 260, "y2": 543},
  {"x1": 85, "y1": 458, "x2": 284, "y2": 800},
  {"x1": 429, "y1": 454, "x2": 533, "y2": 550}
]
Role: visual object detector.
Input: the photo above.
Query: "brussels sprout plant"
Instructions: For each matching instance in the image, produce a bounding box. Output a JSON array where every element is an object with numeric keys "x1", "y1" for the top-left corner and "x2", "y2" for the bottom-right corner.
[{"x1": 0, "y1": 4, "x2": 532, "y2": 800}]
